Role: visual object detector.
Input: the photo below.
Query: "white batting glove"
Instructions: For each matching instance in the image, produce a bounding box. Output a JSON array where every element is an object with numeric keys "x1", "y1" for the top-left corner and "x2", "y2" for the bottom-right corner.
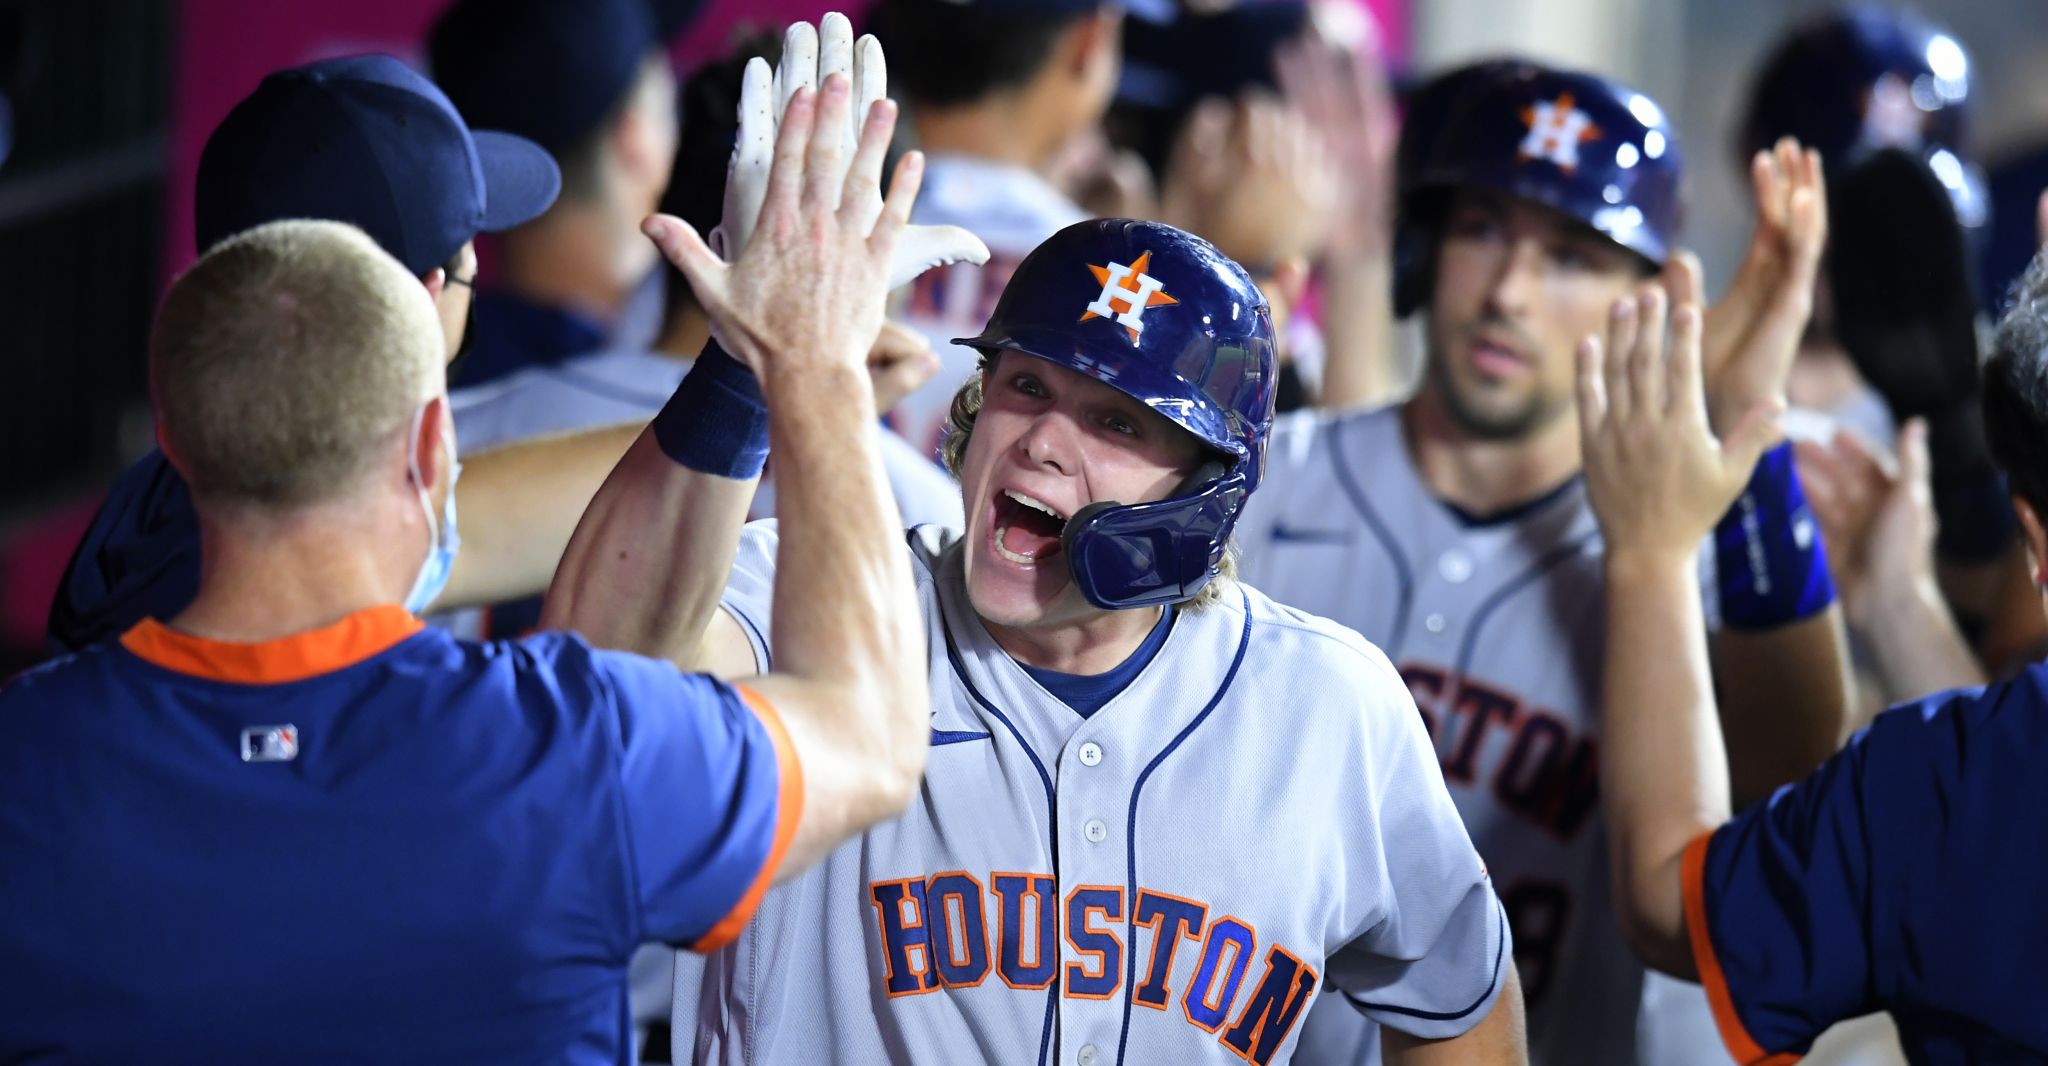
[{"x1": 714, "y1": 13, "x2": 988, "y2": 291}]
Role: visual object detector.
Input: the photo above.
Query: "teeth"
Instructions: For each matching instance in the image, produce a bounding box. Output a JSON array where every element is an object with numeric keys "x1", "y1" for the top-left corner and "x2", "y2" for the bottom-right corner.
[
  {"x1": 1003, "y1": 490, "x2": 1065, "y2": 521},
  {"x1": 994, "y1": 526, "x2": 1037, "y2": 565}
]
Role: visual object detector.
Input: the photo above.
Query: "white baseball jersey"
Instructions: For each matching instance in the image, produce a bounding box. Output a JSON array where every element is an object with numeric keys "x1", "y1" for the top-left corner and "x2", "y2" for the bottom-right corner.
[
  {"x1": 1235, "y1": 405, "x2": 1721, "y2": 1066},
  {"x1": 889, "y1": 154, "x2": 1087, "y2": 462},
  {"x1": 670, "y1": 522, "x2": 1508, "y2": 1065},
  {"x1": 451, "y1": 348, "x2": 965, "y2": 530}
]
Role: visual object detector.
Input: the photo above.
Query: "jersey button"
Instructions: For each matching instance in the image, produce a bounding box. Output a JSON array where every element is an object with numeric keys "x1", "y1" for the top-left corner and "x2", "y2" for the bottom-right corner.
[
  {"x1": 1438, "y1": 550, "x2": 1474, "y2": 583},
  {"x1": 1423, "y1": 612, "x2": 1447, "y2": 634},
  {"x1": 1083, "y1": 819, "x2": 1108, "y2": 844},
  {"x1": 1078, "y1": 742, "x2": 1103, "y2": 766},
  {"x1": 1078, "y1": 1045, "x2": 1099, "y2": 1066}
]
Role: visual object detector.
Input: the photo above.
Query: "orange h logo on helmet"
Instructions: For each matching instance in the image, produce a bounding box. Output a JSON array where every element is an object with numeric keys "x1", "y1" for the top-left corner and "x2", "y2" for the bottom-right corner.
[
  {"x1": 1082, "y1": 250, "x2": 1180, "y2": 343},
  {"x1": 1518, "y1": 93, "x2": 1602, "y2": 172}
]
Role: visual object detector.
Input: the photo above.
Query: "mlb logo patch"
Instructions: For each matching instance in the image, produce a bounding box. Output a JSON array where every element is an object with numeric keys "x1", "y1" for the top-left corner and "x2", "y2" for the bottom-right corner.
[{"x1": 240, "y1": 725, "x2": 299, "y2": 763}]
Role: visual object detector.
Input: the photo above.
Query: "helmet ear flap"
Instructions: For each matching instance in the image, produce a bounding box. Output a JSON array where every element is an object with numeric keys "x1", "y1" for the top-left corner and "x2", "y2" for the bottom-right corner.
[
  {"x1": 1177, "y1": 458, "x2": 1229, "y2": 495},
  {"x1": 1061, "y1": 500, "x2": 1119, "y2": 562}
]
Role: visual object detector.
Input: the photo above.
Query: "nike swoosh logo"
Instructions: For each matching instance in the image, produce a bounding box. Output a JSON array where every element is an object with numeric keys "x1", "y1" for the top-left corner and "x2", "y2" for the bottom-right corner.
[
  {"x1": 1270, "y1": 525, "x2": 1353, "y2": 544},
  {"x1": 931, "y1": 728, "x2": 993, "y2": 746}
]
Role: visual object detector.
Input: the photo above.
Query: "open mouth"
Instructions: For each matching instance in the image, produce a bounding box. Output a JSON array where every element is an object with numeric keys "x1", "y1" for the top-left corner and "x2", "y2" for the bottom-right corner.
[{"x1": 991, "y1": 489, "x2": 1068, "y2": 565}]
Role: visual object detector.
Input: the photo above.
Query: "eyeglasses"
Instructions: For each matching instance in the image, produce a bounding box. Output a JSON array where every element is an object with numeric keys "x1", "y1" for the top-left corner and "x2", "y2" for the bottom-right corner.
[{"x1": 445, "y1": 271, "x2": 476, "y2": 291}]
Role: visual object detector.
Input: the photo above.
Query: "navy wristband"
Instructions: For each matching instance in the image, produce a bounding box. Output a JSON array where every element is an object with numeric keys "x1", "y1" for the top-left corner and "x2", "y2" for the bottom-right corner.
[
  {"x1": 1713, "y1": 441, "x2": 1836, "y2": 629},
  {"x1": 651, "y1": 338, "x2": 770, "y2": 479}
]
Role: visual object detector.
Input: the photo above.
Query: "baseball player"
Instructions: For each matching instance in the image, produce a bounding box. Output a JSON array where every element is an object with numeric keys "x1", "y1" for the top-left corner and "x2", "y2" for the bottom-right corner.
[
  {"x1": 426, "y1": 0, "x2": 679, "y2": 390},
  {"x1": 540, "y1": 22, "x2": 1527, "y2": 1062},
  {"x1": 1743, "y1": 7, "x2": 2036, "y2": 685},
  {"x1": 1582, "y1": 235, "x2": 2048, "y2": 1065},
  {"x1": 667, "y1": 218, "x2": 1523, "y2": 1064},
  {"x1": 1234, "y1": 63, "x2": 1851, "y2": 1064},
  {"x1": 44, "y1": 55, "x2": 645, "y2": 655},
  {"x1": 0, "y1": 135, "x2": 927, "y2": 1060}
]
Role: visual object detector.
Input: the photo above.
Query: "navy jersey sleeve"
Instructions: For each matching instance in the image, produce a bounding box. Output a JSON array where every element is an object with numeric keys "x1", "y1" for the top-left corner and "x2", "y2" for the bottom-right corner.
[
  {"x1": 596, "y1": 649, "x2": 800, "y2": 953},
  {"x1": 1684, "y1": 675, "x2": 2041, "y2": 1064}
]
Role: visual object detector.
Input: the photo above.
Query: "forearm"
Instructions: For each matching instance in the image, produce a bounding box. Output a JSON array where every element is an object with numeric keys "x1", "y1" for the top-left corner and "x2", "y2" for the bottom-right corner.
[
  {"x1": 760, "y1": 360, "x2": 925, "y2": 769},
  {"x1": 1315, "y1": 252, "x2": 1402, "y2": 412},
  {"x1": 1381, "y1": 965, "x2": 1527, "y2": 1064},
  {"x1": 536, "y1": 429, "x2": 757, "y2": 668},
  {"x1": 1710, "y1": 607, "x2": 1852, "y2": 806},
  {"x1": 1604, "y1": 551, "x2": 1727, "y2": 978},
  {"x1": 1851, "y1": 577, "x2": 1985, "y2": 705},
  {"x1": 438, "y1": 422, "x2": 642, "y2": 609}
]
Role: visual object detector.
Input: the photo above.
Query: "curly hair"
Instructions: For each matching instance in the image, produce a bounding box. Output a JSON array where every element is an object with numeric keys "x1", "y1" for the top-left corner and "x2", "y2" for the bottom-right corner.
[
  {"x1": 1987, "y1": 252, "x2": 2048, "y2": 520},
  {"x1": 936, "y1": 362, "x2": 1240, "y2": 612}
]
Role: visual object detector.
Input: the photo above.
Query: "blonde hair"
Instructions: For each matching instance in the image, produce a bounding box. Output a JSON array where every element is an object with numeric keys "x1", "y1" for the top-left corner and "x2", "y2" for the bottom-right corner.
[
  {"x1": 937, "y1": 362, "x2": 1240, "y2": 612},
  {"x1": 150, "y1": 219, "x2": 443, "y2": 508}
]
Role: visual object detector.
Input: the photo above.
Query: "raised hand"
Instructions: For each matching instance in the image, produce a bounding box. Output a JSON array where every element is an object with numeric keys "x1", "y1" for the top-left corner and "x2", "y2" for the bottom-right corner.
[
  {"x1": 1578, "y1": 274, "x2": 1783, "y2": 563},
  {"x1": 1794, "y1": 420, "x2": 1936, "y2": 625},
  {"x1": 713, "y1": 15, "x2": 986, "y2": 292},
  {"x1": 1685, "y1": 137, "x2": 1827, "y2": 435},
  {"x1": 1274, "y1": 29, "x2": 1395, "y2": 261},
  {"x1": 644, "y1": 69, "x2": 919, "y2": 381},
  {"x1": 1159, "y1": 92, "x2": 1337, "y2": 271}
]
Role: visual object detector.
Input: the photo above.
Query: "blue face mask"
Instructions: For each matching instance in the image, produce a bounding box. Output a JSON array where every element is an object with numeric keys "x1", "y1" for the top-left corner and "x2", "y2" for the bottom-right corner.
[{"x1": 403, "y1": 402, "x2": 463, "y2": 615}]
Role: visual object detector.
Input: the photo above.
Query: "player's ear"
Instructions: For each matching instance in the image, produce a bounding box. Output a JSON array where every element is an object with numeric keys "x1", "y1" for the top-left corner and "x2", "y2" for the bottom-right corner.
[
  {"x1": 1059, "y1": 9, "x2": 1121, "y2": 79},
  {"x1": 2015, "y1": 495, "x2": 2048, "y2": 588}
]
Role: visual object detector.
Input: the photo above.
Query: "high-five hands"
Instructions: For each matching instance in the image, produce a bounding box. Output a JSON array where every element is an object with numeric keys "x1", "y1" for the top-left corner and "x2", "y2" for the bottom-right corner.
[
  {"x1": 641, "y1": 56, "x2": 916, "y2": 380},
  {"x1": 710, "y1": 15, "x2": 987, "y2": 291},
  {"x1": 1578, "y1": 274, "x2": 1784, "y2": 563}
]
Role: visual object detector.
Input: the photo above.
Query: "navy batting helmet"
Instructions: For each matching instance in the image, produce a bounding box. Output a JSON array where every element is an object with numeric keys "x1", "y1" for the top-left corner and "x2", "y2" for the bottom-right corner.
[
  {"x1": 1389, "y1": 57, "x2": 1522, "y2": 318},
  {"x1": 1740, "y1": 5, "x2": 1984, "y2": 229},
  {"x1": 954, "y1": 218, "x2": 1277, "y2": 611},
  {"x1": 1394, "y1": 62, "x2": 1683, "y2": 316}
]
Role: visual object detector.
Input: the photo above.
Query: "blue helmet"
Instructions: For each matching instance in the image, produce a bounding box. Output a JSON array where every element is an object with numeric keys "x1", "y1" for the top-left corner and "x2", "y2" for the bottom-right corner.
[
  {"x1": 1390, "y1": 57, "x2": 1521, "y2": 316},
  {"x1": 953, "y1": 218, "x2": 1277, "y2": 611},
  {"x1": 1739, "y1": 5, "x2": 1984, "y2": 230},
  {"x1": 1418, "y1": 62, "x2": 1683, "y2": 263},
  {"x1": 1393, "y1": 62, "x2": 1683, "y2": 316}
]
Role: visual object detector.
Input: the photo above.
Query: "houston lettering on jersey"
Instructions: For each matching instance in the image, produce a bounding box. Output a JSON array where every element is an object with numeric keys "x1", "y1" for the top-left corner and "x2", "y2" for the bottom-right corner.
[
  {"x1": 1400, "y1": 661, "x2": 1599, "y2": 842},
  {"x1": 1402, "y1": 660, "x2": 1596, "y2": 1004},
  {"x1": 866, "y1": 872, "x2": 1318, "y2": 1065}
]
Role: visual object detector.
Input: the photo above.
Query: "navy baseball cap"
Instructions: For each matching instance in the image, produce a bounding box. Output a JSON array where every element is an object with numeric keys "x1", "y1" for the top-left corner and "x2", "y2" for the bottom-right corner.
[
  {"x1": 430, "y1": 0, "x2": 662, "y2": 157},
  {"x1": 196, "y1": 54, "x2": 560, "y2": 277}
]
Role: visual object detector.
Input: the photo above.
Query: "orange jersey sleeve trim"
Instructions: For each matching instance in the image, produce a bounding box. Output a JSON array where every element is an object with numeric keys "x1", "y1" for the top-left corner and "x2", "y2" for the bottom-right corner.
[
  {"x1": 119, "y1": 605, "x2": 424, "y2": 685},
  {"x1": 689, "y1": 683, "x2": 804, "y2": 954},
  {"x1": 1683, "y1": 832, "x2": 1803, "y2": 1066}
]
